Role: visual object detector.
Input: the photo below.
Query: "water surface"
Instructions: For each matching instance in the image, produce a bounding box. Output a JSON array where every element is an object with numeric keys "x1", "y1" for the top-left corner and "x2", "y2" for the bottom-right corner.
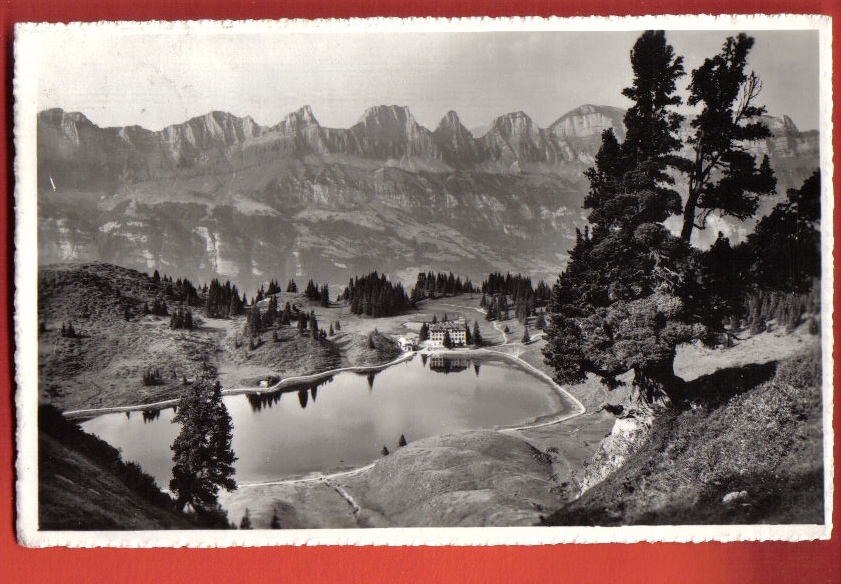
[{"x1": 81, "y1": 354, "x2": 566, "y2": 487}]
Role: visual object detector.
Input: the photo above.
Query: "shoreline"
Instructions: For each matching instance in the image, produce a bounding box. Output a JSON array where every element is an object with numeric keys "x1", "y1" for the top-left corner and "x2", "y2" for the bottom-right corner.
[
  {"x1": 63, "y1": 351, "x2": 416, "y2": 419},
  {"x1": 421, "y1": 346, "x2": 587, "y2": 426}
]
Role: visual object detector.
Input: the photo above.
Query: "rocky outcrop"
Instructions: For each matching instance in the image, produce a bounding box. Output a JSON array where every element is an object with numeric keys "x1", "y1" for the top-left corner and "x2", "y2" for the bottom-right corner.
[{"x1": 578, "y1": 414, "x2": 655, "y2": 494}]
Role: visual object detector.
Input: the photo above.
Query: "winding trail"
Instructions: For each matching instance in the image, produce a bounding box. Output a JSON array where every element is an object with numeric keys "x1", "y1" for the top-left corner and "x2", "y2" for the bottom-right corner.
[
  {"x1": 492, "y1": 321, "x2": 509, "y2": 344},
  {"x1": 323, "y1": 479, "x2": 363, "y2": 519},
  {"x1": 236, "y1": 462, "x2": 376, "y2": 488}
]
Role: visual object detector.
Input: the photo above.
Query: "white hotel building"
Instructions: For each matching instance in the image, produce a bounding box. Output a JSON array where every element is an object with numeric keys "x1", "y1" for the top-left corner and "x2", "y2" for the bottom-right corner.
[{"x1": 427, "y1": 320, "x2": 467, "y2": 347}]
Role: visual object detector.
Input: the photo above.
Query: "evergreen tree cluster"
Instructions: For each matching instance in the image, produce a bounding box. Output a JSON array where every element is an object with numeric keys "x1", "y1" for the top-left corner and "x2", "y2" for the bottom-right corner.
[
  {"x1": 542, "y1": 30, "x2": 817, "y2": 410},
  {"x1": 481, "y1": 272, "x2": 550, "y2": 305},
  {"x1": 303, "y1": 279, "x2": 330, "y2": 306},
  {"x1": 483, "y1": 293, "x2": 510, "y2": 322},
  {"x1": 740, "y1": 171, "x2": 821, "y2": 292},
  {"x1": 204, "y1": 278, "x2": 244, "y2": 318},
  {"x1": 266, "y1": 279, "x2": 282, "y2": 296},
  {"x1": 343, "y1": 272, "x2": 411, "y2": 317},
  {"x1": 411, "y1": 271, "x2": 477, "y2": 301},
  {"x1": 479, "y1": 273, "x2": 551, "y2": 323},
  {"x1": 169, "y1": 305, "x2": 194, "y2": 330},
  {"x1": 60, "y1": 321, "x2": 77, "y2": 338},
  {"x1": 544, "y1": 31, "x2": 776, "y2": 404},
  {"x1": 286, "y1": 279, "x2": 298, "y2": 293},
  {"x1": 741, "y1": 288, "x2": 820, "y2": 335},
  {"x1": 149, "y1": 297, "x2": 169, "y2": 316},
  {"x1": 170, "y1": 277, "x2": 200, "y2": 306},
  {"x1": 142, "y1": 367, "x2": 163, "y2": 386},
  {"x1": 150, "y1": 270, "x2": 200, "y2": 306},
  {"x1": 243, "y1": 302, "x2": 304, "y2": 341}
]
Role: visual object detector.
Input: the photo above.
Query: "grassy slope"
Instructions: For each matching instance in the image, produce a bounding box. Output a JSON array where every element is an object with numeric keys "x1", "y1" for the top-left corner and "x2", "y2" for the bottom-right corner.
[
  {"x1": 39, "y1": 263, "x2": 224, "y2": 410},
  {"x1": 545, "y1": 349, "x2": 824, "y2": 526},
  {"x1": 39, "y1": 264, "x2": 403, "y2": 408},
  {"x1": 38, "y1": 406, "x2": 195, "y2": 530},
  {"x1": 346, "y1": 431, "x2": 558, "y2": 527}
]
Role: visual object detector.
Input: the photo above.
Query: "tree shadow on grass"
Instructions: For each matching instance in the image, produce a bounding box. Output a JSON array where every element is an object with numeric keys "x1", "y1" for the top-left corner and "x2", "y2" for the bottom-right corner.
[{"x1": 679, "y1": 361, "x2": 778, "y2": 407}]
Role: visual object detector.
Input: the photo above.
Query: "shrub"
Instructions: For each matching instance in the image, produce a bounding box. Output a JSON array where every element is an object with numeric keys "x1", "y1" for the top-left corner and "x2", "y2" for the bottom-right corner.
[{"x1": 142, "y1": 367, "x2": 162, "y2": 386}]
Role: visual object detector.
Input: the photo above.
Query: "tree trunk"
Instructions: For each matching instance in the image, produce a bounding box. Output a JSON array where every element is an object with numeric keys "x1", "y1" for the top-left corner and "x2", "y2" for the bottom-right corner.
[
  {"x1": 630, "y1": 354, "x2": 685, "y2": 411},
  {"x1": 680, "y1": 188, "x2": 699, "y2": 242}
]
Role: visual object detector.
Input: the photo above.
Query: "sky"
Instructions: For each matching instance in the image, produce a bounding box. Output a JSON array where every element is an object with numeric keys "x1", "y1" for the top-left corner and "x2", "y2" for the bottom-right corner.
[{"x1": 31, "y1": 23, "x2": 822, "y2": 133}]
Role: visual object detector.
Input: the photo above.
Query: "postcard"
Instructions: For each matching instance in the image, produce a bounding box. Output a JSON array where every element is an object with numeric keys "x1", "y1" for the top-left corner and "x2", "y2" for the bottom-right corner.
[{"x1": 14, "y1": 14, "x2": 833, "y2": 546}]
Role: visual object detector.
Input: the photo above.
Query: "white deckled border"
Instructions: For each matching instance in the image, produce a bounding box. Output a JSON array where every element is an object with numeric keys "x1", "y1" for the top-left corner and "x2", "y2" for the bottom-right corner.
[{"x1": 13, "y1": 13, "x2": 834, "y2": 548}]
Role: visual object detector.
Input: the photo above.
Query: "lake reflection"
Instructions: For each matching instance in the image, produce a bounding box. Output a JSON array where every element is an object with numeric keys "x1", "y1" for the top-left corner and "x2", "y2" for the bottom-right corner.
[{"x1": 81, "y1": 354, "x2": 566, "y2": 487}]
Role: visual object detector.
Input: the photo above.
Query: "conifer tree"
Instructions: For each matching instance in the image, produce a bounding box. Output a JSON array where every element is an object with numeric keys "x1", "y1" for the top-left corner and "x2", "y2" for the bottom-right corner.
[
  {"x1": 472, "y1": 322, "x2": 482, "y2": 346},
  {"x1": 170, "y1": 368, "x2": 237, "y2": 513},
  {"x1": 239, "y1": 508, "x2": 252, "y2": 529},
  {"x1": 419, "y1": 322, "x2": 429, "y2": 342},
  {"x1": 270, "y1": 509, "x2": 281, "y2": 529},
  {"x1": 680, "y1": 34, "x2": 776, "y2": 242},
  {"x1": 740, "y1": 171, "x2": 820, "y2": 292},
  {"x1": 584, "y1": 30, "x2": 685, "y2": 230}
]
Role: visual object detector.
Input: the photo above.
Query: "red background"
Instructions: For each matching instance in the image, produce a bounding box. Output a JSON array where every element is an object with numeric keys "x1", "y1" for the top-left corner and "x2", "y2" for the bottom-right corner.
[{"x1": 1, "y1": 1, "x2": 839, "y2": 582}]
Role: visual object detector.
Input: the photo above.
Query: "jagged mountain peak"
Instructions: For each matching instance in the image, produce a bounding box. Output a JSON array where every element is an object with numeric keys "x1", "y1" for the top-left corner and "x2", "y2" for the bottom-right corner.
[
  {"x1": 549, "y1": 104, "x2": 626, "y2": 140},
  {"x1": 438, "y1": 110, "x2": 463, "y2": 127},
  {"x1": 761, "y1": 114, "x2": 801, "y2": 136},
  {"x1": 38, "y1": 108, "x2": 95, "y2": 128},
  {"x1": 435, "y1": 110, "x2": 471, "y2": 135},
  {"x1": 276, "y1": 105, "x2": 321, "y2": 133},
  {"x1": 357, "y1": 104, "x2": 417, "y2": 128},
  {"x1": 158, "y1": 110, "x2": 265, "y2": 149},
  {"x1": 487, "y1": 111, "x2": 539, "y2": 144},
  {"x1": 492, "y1": 110, "x2": 534, "y2": 125}
]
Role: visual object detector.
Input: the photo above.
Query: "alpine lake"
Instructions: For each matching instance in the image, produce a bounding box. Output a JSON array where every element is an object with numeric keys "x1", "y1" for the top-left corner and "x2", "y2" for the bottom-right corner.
[{"x1": 81, "y1": 353, "x2": 570, "y2": 489}]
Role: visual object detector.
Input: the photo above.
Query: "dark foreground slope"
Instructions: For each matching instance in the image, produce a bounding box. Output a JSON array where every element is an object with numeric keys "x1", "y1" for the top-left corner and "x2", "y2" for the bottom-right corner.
[
  {"x1": 545, "y1": 349, "x2": 824, "y2": 526},
  {"x1": 38, "y1": 405, "x2": 197, "y2": 530}
]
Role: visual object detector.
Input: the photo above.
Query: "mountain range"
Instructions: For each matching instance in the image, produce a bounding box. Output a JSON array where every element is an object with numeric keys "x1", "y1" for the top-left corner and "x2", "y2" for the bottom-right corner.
[{"x1": 36, "y1": 104, "x2": 818, "y2": 292}]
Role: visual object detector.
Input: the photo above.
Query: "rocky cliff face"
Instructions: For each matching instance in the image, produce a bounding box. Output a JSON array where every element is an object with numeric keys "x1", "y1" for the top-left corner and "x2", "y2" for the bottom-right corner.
[
  {"x1": 433, "y1": 110, "x2": 488, "y2": 168},
  {"x1": 36, "y1": 104, "x2": 819, "y2": 292}
]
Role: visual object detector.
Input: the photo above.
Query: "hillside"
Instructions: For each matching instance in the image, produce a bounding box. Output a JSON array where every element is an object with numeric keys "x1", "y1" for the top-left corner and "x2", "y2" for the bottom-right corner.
[
  {"x1": 39, "y1": 262, "x2": 403, "y2": 410},
  {"x1": 39, "y1": 405, "x2": 197, "y2": 530},
  {"x1": 36, "y1": 104, "x2": 818, "y2": 291},
  {"x1": 544, "y1": 348, "x2": 824, "y2": 526},
  {"x1": 38, "y1": 263, "x2": 224, "y2": 410}
]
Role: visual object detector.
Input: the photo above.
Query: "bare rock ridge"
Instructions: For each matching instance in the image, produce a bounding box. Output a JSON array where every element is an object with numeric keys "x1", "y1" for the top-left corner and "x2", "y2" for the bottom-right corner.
[
  {"x1": 39, "y1": 104, "x2": 816, "y2": 184},
  {"x1": 36, "y1": 103, "x2": 819, "y2": 291}
]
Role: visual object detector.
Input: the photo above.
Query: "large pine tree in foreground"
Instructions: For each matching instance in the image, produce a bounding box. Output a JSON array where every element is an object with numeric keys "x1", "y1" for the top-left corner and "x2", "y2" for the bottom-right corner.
[
  {"x1": 170, "y1": 367, "x2": 237, "y2": 515},
  {"x1": 543, "y1": 30, "x2": 772, "y2": 409}
]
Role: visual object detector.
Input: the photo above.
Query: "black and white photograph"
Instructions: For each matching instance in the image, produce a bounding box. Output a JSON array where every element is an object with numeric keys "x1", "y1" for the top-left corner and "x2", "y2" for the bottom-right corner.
[{"x1": 14, "y1": 15, "x2": 832, "y2": 545}]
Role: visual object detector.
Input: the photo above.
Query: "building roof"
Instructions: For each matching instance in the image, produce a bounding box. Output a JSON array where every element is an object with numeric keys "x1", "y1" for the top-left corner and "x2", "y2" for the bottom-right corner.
[{"x1": 430, "y1": 320, "x2": 466, "y2": 332}]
